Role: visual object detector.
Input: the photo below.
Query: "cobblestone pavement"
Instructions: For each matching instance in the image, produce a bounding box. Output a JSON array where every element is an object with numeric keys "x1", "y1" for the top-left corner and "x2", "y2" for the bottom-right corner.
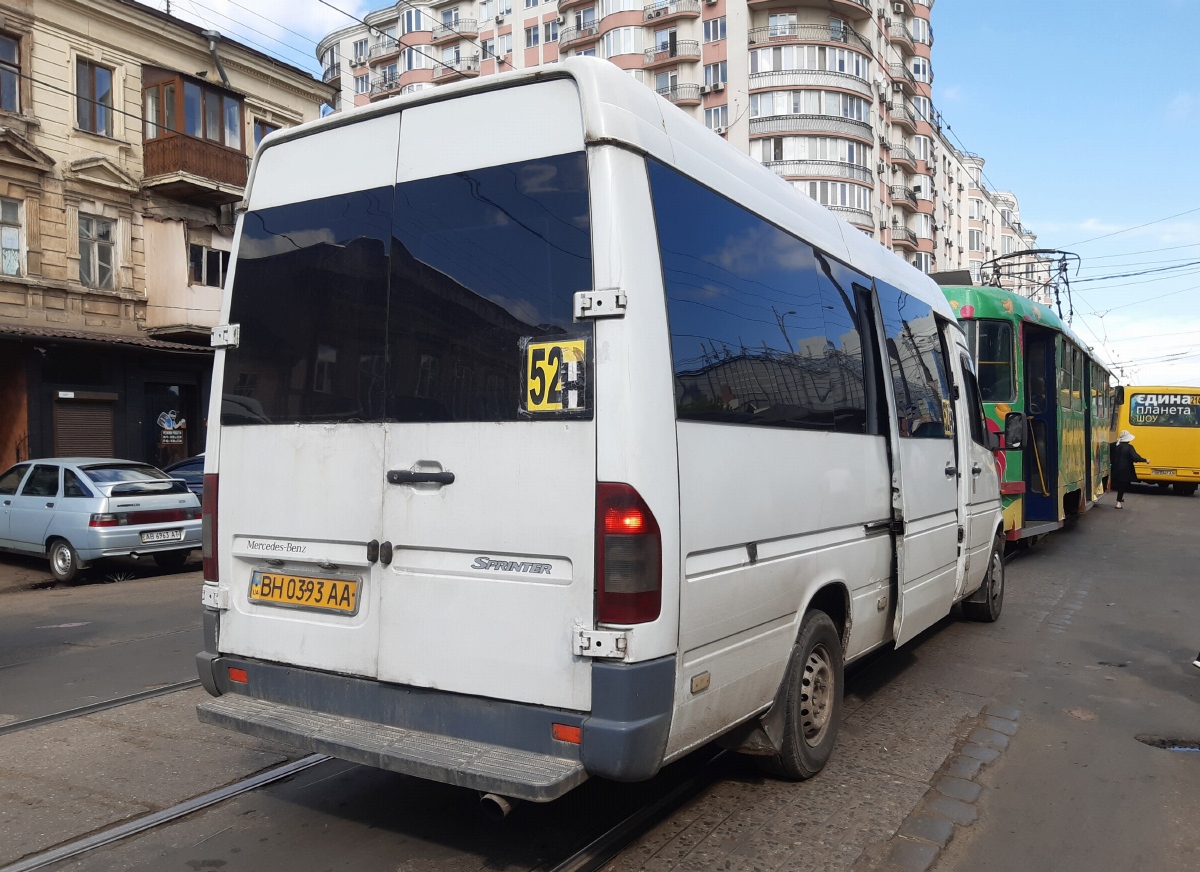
[{"x1": 603, "y1": 550, "x2": 1057, "y2": 872}]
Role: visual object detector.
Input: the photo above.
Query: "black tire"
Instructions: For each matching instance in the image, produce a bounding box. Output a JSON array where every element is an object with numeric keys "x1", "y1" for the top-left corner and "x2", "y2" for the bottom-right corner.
[
  {"x1": 48, "y1": 538, "x2": 80, "y2": 584},
  {"x1": 762, "y1": 610, "x2": 843, "y2": 780},
  {"x1": 152, "y1": 550, "x2": 191, "y2": 571},
  {"x1": 963, "y1": 533, "x2": 1005, "y2": 622},
  {"x1": 1177, "y1": 483, "x2": 1197, "y2": 497}
]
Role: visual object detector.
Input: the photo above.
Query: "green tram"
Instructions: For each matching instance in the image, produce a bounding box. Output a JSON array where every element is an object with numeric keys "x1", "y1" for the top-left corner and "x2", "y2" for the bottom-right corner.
[{"x1": 942, "y1": 286, "x2": 1116, "y2": 542}]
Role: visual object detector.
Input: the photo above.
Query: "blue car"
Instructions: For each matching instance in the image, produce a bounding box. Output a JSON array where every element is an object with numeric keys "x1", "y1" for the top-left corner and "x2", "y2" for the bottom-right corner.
[{"x1": 0, "y1": 458, "x2": 201, "y2": 582}]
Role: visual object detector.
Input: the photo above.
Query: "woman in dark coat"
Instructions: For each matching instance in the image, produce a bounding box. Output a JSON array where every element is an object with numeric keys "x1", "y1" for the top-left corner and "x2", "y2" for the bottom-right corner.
[{"x1": 1111, "y1": 430, "x2": 1147, "y2": 509}]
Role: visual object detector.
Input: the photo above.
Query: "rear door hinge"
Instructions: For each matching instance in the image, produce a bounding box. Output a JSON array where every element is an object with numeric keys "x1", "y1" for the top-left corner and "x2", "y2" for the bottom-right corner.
[
  {"x1": 201, "y1": 584, "x2": 230, "y2": 610},
  {"x1": 211, "y1": 323, "x2": 240, "y2": 348},
  {"x1": 574, "y1": 289, "x2": 627, "y2": 320},
  {"x1": 574, "y1": 627, "x2": 628, "y2": 659}
]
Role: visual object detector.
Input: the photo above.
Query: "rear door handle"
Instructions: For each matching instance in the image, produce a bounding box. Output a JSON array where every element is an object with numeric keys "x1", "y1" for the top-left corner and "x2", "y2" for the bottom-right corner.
[
  {"x1": 45, "y1": 502, "x2": 55, "y2": 508},
  {"x1": 945, "y1": 464, "x2": 958, "y2": 478},
  {"x1": 971, "y1": 464, "x2": 982, "y2": 476},
  {"x1": 387, "y1": 470, "x2": 455, "y2": 486}
]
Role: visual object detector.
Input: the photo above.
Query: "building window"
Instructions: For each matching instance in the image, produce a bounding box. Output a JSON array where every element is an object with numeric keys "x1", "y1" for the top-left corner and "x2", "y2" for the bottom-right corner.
[
  {"x1": 703, "y1": 61, "x2": 726, "y2": 87},
  {"x1": 525, "y1": 25, "x2": 540, "y2": 47},
  {"x1": 911, "y1": 95, "x2": 931, "y2": 121},
  {"x1": 968, "y1": 229, "x2": 983, "y2": 251},
  {"x1": 481, "y1": 38, "x2": 495, "y2": 58},
  {"x1": 79, "y1": 214, "x2": 115, "y2": 289},
  {"x1": 969, "y1": 260, "x2": 982, "y2": 283},
  {"x1": 601, "y1": 27, "x2": 643, "y2": 59},
  {"x1": 402, "y1": 10, "x2": 428, "y2": 33},
  {"x1": 544, "y1": 21, "x2": 558, "y2": 42},
  {"x1": 180, "y1": 80, "x2": 243, "y2": 149},
  {"x1": 0, "y1": 197, "x2": 20, "y2": 276},
  {"x1": 254, "y1": 119, "x2": 279, "y2": 147},
  {"x1": 703, "y1": 16, "x2": 726, "y2": 43},
  {"x1": 912, "y1": 57, "x2": 930, "y2": 83},
  {"x1": 913, "y1": 252, "x2": 932, "y2": 273},
  {"x1": 189, "y1": 243, "x2": 230, "y2": 288},
  {"x1": 525, "y1": 0, "x2": 539, "y2": 7},
  {"x1": 354, "y1": 74, "x2": 369, "y2": 94},
  {"x1": 496, "y1": 0, "x2": 512, "y2": 15},
  {"x1": 498, "y1": 33, "x2": 513, "y2": 55},
  {"x1": 0, "y1": 34, "x2": 19, "y2": 113},
  {"x1": 77, "y1": 59, "x2": 114, "y2": 136},
  {"x1": 480, "y1": 0, "x2": 494, "y2": 18},
  {"x1": 749, "y1": 45, "x2": 870, "y2": 79},
  {"x1": 353, "y1": 38, "x2": 369, "y2": 59},
  {"x1": 704, "y1": 105, "x2": 727, "y2": 130}
]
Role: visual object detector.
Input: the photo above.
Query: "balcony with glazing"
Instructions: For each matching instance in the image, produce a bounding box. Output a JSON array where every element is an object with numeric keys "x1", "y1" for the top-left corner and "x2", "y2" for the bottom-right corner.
[
  {"x1": 657, "y1": 83, "x2": 702, "y2": 106},
  {"x1": 432, "y1": 19, "x2": 478, "y2": 43},
  {"x1": 559, "y1": 22, "x2": 601, "y2": 47},
  {"x1": 748, "y1": 22, "x2": 871, "y2": 51},
  {"x1": 644, "y1": 40, "x2": 701, "y2": 68},
  {"x1": 764, "y1": 160, "x2": 873, "y2": 185},
  {"x1": 890, "y1": 184, "x2": 918, "y2": 211},
  {"x1": 750, "y1": 113, "x2": 873, "y2": 141},
  {"x1": 750, "y1": 69, "x2": 872, "y2": 99},
  {"x1": 748, "y1": 0, "x2": 871, "y2": 19},
  {"x1": 644, "y1": 0, "x2": 701, "y2": 25},
  {"x1": 434, "y1": 55, "x2": 481, "y2": 80}
]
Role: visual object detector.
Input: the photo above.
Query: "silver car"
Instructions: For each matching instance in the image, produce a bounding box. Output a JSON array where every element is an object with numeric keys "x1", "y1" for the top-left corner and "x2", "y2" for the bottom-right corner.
[{"x1": 0, "y1": 458, "x2": 201, "y2": 582}]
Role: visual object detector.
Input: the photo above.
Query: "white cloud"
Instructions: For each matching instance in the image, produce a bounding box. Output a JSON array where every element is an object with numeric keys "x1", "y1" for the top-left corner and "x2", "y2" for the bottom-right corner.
[{"x1": 938, "y1": 85, "x2": 964, "y2": 104}]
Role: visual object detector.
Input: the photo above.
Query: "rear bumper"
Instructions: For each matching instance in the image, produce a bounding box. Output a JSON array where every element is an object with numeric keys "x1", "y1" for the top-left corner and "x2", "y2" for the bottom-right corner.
[
  {"x1": 80, "y1": 521, "x2": 202, "y2": 559},
  {"x1": 195, "y1": 646, "x2": 675, "y2": 801},
  {"x1": 1134, "y1": 466, "x2": 1200, "y2": 483}
]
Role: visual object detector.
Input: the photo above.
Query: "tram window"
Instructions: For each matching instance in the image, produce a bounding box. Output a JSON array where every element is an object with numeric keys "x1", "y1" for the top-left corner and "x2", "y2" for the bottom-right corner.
[
  {"x1": 649, "y1": 159, "x2": 868, "y2": 434},
  {"x1": 1058, "y1": 344, "x2": 1075, "y2": 411},
  {"x1": 876, "y1": 281, "x2": 953, "y2": 439},
  {"x1": 972, "y1": 320, "x2": 1014, "y2": 403},
  {"x1": 1028, "y1": 342, "x2": 1048, "y2": 414}
]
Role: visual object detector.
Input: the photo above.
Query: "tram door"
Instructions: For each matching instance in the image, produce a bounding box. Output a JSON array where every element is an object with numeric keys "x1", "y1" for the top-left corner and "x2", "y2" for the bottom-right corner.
[{"x1": 1024, "y1": 328, "x2": 1058, "y2": 521}]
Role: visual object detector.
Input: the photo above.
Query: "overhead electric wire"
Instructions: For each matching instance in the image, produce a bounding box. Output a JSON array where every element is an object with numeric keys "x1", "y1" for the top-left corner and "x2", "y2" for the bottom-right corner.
[
  {"x1": 1082, "y1": 241, "x2": 1200, "y2": 261},
  {"x1": 176, "y1": 0, "x2": 320, "y2": 73},
  {"x1": 313, "y1": 0, "x2": 467, "y2": 77},
  {"x1": 1064, "y1": 205, "x2": 1200, "y2": 247},
  {"x1": 1071, "y1": 260, "x2": 1200, "y2": 283},
  {"x1": 175, "y1": 0, "x2": 320, "y2": 72}
]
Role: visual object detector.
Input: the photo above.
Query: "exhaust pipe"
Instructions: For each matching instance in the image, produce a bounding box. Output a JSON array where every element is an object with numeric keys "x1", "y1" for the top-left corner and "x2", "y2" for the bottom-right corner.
[{"x1": 479, "y1": 793, "x2": 519, "y2": 821}]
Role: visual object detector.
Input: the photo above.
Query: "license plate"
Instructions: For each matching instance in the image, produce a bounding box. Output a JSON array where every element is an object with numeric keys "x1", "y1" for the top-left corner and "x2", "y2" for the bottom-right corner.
[
  {"x1": 141, "y1": 529, "x2": 183, "y2": 543},
  {"x1": 249, "y1": 571, "x2": 361, "y2": 615},
  {"x1": 1152, "y1": 468, "x2": 1177, "y2": 476}
]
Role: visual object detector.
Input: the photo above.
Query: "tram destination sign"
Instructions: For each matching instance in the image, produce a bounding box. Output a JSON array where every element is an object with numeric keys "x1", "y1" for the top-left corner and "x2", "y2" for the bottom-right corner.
[{"x1": 1130, "y1": 393, "x2": 1200, "y2": 427}]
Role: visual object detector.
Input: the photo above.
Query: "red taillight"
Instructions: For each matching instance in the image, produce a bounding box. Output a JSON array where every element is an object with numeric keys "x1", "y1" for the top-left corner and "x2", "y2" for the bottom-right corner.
[
  {"x1": 89, "y1": 514, "x2": 120, "y2": 527},
  {"x1": 202, "y1": 473, "x2": 219, "y2": 582},
  {"x1": 596, "y1": 482, "x2": 661, "y2": 624}
]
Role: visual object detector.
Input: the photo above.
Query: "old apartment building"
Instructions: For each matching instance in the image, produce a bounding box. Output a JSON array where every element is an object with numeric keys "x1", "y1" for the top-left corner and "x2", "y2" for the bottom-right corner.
[
  {"x1": 0, "y1": 0, "x2": 331, "y2": 467},
  {"x1": 317, "y1": 0, "x2": 1046, "y2": 295}
]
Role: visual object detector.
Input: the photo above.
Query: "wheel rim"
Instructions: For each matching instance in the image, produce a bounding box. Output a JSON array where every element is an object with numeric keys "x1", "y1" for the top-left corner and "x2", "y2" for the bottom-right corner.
[
  {"x1": 800, "y1": 643, "x2": 835, "y2": 746},
  {"x1": 989, "y1": 550, "x2": 1004, "y2": 608},
  {"x1": 51, "y1": 544, "x2": 72, "y2": 575}
]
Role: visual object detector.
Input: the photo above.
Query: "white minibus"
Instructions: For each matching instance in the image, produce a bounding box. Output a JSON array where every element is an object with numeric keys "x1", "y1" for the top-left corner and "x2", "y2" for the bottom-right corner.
[{"x1": 196, "y1": 58, "x2": 1005, "y2": 803}]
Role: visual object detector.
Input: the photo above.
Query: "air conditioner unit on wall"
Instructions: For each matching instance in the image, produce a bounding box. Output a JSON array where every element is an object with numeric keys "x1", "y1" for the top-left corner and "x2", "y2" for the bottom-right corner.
[
  {"x1": 556, "y1": 14, "x2": 564, "y2": 23},
  {"x1": 713, "y1": 125, "x2": 725, "y2": 134},
  {"x1": 705, "y1": 0, "x2": 717, "y2": 5},
  {"x1": 893, "y1": 2, "x2": 905, "y2": 13},
  {"x1": 877, "y1": 161, "x2": 886, "y2": 173},
  {"x1": 713, "y1": 81, "x2": 725, "y2": 91},
  {"x1": 495, "y1": 15, "x2": 503, "y2": 23},
  {"x1": 892, "y1": 82, "x2": 904, "y2": 92},
  {"x1": 700, "y1": 84, "x2": 711, "y2": 94}
]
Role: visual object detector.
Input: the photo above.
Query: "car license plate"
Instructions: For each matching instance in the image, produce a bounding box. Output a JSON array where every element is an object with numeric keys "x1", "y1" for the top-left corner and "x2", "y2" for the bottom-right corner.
[
  {"x1": 249, "y1": 571, "x2": 360, "y2": 615},
  {"x1": 141, "y1": 529, "x2": 183, "y2": 543},
  {"x1": 1152, "y1": 468, "x2": 1177, "y2": 476}
]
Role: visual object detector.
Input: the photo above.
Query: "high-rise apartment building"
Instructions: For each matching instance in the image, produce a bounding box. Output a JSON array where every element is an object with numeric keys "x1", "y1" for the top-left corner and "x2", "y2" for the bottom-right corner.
[{"x1": 317, "y1": 0, "x2": 1044, "y2": 294}]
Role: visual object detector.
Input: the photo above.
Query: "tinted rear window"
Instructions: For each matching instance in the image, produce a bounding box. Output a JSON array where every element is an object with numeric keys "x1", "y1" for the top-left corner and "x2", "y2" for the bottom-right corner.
[
  {"x1": 222, "y1": 152, "x2": 593, "y2": 425},
  {"x1": 83, "y1": 464, "x2": 172, "y2": 482}
]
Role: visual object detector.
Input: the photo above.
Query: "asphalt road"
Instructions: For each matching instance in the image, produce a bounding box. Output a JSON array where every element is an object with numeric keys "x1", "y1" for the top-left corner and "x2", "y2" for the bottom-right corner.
[{"x1": 0, "y1": 570, "x2": 203, "y2": 723}]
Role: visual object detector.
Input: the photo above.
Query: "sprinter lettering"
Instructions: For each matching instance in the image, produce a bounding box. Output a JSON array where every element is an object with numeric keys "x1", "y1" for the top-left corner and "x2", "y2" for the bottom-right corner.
[{"x1": 471, "y1": 556, "x2": 553, "y2": 574}]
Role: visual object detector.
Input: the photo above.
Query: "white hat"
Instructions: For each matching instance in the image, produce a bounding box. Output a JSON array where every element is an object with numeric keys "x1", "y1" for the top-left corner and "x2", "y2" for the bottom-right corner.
[{"x1": 1118, "y1": 430, "x2": 1135, "y2": 443}]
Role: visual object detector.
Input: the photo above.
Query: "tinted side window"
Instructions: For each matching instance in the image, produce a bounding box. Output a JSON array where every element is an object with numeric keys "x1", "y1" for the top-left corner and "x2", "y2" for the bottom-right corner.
[
  {"x1": 223, "y1": 187, "x2": 393, "y2": 425},
  {"x1": 960, "y1": 355, "x2": 987, "y2": 446},
  {"x1": 647, "y1": 160, "x2": 868, "y2": 434},
  {"x1": 389, "y1": 152, "x2": 593, "y2": 422},
  {"x1": 0, "y1": 463, "x2": 29, "y2": 494},
  {"x1": 64, "y1": 469, "x2": 93, "y2": 498},
  {"x1": 21, "y1": 464, "x2": 60, "y2": 497},
  {"x1": 876, "y1": 281, "x2": 953, "y2": 438}
]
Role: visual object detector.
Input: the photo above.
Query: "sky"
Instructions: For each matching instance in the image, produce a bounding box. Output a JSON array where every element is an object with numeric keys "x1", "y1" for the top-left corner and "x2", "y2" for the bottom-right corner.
[{"x1": 157, "y1": 0, "x2": 1200, "y2": 387}]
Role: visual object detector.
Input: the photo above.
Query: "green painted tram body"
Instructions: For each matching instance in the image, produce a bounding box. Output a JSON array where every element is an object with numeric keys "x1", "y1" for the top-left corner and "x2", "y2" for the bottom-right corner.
[{"x1": 943, "y1": 286, "x2": 1115, "y2": 540}]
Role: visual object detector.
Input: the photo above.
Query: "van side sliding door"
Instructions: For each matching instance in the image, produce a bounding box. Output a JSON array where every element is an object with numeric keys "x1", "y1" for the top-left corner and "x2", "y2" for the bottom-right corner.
[{"x1": 875, "y1": 282, "x2": 962, "y2": 647}]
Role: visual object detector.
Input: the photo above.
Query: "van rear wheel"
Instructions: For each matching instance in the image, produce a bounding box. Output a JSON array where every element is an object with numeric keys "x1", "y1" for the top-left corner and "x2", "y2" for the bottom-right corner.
[{"x1": 762, "y1": 610, "x2": 843, "y2": 780}]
